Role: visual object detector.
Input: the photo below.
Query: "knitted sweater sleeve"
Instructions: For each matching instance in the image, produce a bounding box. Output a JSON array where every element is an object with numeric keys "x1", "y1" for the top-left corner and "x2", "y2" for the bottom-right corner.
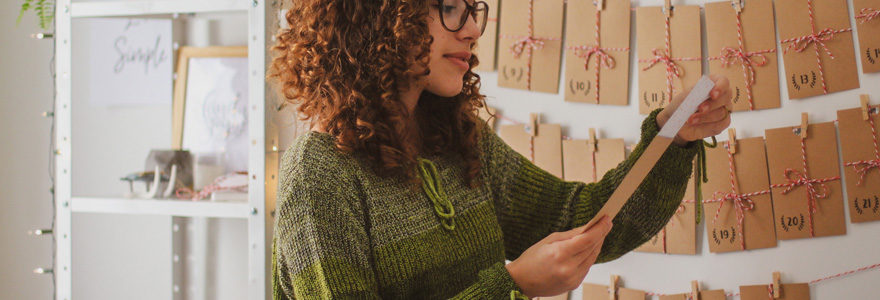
[
  {"x1": 482, "y1": 109, "x2": 700, "y2": 263},
  {"x1": 272, "y1": 140, "x2": 381, "y2": 299}
]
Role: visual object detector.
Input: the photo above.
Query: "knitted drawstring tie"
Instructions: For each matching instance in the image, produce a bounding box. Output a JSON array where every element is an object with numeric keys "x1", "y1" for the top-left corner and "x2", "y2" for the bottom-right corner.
[
  {"x1": 418, "y1": 158, "x2": 455, "y2": 230},
  {"x1": 693, "y1": 136, "x2": 718, "y2": 224}
]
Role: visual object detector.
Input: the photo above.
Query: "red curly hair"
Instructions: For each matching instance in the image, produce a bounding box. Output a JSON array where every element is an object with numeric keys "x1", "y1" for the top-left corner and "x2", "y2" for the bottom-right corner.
[{"x1": 269, "y1": 0, "x2": 489, "y2": 188}]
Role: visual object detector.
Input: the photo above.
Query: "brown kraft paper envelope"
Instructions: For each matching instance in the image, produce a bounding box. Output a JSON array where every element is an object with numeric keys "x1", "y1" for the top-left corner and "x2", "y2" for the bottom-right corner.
[
  {"x1": 836, "y1": 106, "x2": 880, "y2": 223},
  {"x1": 499, "y1": 123, "x2": 564, "y2": 178},
  {"x1": 535, "y1": 292, "x2": 569, "y2": 300},
  {"x1": 581, "y1": 283, "x2": 645, "y2": 300},
  {"x1": 635, "y1": 173, "x2": 697, "y2": 254},
  {"x1": 765, "y1": 122, "x2": 846, "y2": 240},
  {"x1": 853, "y1": 0, "x2": 880, "y2": 73},
  {"x1": 562, "y1": 138, "x2": 626, "y2": 182},
  {"x1": 475, "y1": 0, "x2": 500, "y2": 72},
  {"x1": 637, "y1": 6, "x2": 702, "y2": 114},
  {"x1": 659, "y1": 290, "x2": 726, "y2": 300},
  {"x1": 563, "y1": 0, "x2": 631, "y2": 105},
  {"x1": 705, "y1": 0, "x2": 781, "y2": 111},
  {"x1": 497, "y1": 0, "x2": 564, "y2": 93},
  {"x1": 775, "y1": 0, "x2": 859, "y2": 99},
  {"x1": 701, "y1": 137, "x2": 777, "y2": 253},
  {"x1": 740, "y1": 283, "x2": 810, "y2": 300}
]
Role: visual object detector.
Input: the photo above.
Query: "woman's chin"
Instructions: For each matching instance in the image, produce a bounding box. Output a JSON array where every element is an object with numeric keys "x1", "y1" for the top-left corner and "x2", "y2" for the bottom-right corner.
[{"x1": 427, "y1": 82, "x2": 464, "y2": 97}]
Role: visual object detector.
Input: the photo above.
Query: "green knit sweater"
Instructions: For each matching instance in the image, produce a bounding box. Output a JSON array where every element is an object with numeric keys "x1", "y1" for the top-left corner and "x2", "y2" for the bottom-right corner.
[{"x1": 272, "y1": 109, "x2": 700, "y2": 299}]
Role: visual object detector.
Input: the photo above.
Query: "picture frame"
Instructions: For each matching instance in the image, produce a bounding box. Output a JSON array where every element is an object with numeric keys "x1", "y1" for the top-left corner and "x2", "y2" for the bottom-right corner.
[{"x1": 171, "y1": 46, "x2": 249, "y2": 172}]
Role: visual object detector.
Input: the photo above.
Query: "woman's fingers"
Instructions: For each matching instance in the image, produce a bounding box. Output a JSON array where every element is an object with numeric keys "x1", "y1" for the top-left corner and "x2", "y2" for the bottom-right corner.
[
  {"x1": 557, "y1": 218, "x2": 612, "y2": 257},
  {"x1": 691, "y1": 106, "x2": 729, "y2": 125},
  {"x1": 697, "y1": 75, "x2": 732, "y2": 113}
]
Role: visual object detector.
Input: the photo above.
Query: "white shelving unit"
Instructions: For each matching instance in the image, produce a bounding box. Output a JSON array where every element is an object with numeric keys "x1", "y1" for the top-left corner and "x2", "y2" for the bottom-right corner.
[{"x1": 54, "y1": 0, "x2": 279, "y2": 299}]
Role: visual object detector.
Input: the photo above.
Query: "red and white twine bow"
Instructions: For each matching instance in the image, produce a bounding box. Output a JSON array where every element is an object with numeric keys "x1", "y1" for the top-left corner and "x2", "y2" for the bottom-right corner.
[
  {"x1": 844, "y1": 112, "x2": 880, "y2": 186},
  {"x1": 704, "y1": 141, "x2": 770, "y2": 250},
  {"x1": 782, "y1": 27, "x2": 843, "y2": 58},
  {"x1": 719, "y1": 47, "x2": 770, "y2": 85},
  {"x1": 573, "y1": 46, "x2": 616, "y2": 70},
  {"x1": 780, "y1": 0, "x2": 853, "y2": 95},
  {"x1": 642, "y1": 48, "x2": 684, "y2": 97},
  {"x1": 510, "y1": 36, "x2": 546, "y2": 59},
  {"x1": 770, "y1": 137, "x2": 840, "y2": 237},
  {"x1": 856, "y1": 7, "x2": 880, "y2": 23}
]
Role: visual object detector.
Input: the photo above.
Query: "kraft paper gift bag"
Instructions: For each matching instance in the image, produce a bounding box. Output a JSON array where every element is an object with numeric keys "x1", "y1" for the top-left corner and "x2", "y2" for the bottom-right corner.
[
  {"x1": 775, "y1": 0, "x2": 859, "y2": 99},
  {"x1": 499, "y1": 119, "x2": 564, "y2": 178},
  {"x1": 740, "y1": 283, "x2": 810, "y2": 300},
  {"x1": 563, "y1": 0, "x2": 631, "y2": 105},
  {"x1": 659, "y1": 290, "x2": 726, "y2": 300},
  {"x1": 535, "y1": 292, "x2": 568, "y2": 300},
  {"x1": 475, "y1": 0, "x2": 500, "y2": 72},
  {"x1": 581, "y1": 282, "x2": 645, "y2": 300},
  {"x1": 853, "y1": 0, "x2": 880, "y2": 73},
  {"x1": 765, "y1": 121, "x2": 845, "y2": 240},
  {"x1": 635, "y1": 172, "x2": 697, "y2": 255},
  {"x1": 701, "y1": 136, "x2": 777, "y2": 253},
  {"x1": 837, "y1": 103, "x2": 880, "y2": 223},
  {"x1": 636, "y1": 5, "x2": 702, "y2": 114},
  {"x1": 705, "y1": 0, "x2": 781, "y2": 111},
  {"x1": 562, "y1": 136, "x2": 625, "y2": 183},
  {"x1": 497, "y1": 0, "x2": 564, "y2": 93}
]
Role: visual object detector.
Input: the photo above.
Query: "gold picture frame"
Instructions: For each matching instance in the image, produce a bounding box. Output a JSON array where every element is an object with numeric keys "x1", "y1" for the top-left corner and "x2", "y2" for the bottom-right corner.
[{"x1": 171, "y1": 46, "x2": 248, "y2": 149}]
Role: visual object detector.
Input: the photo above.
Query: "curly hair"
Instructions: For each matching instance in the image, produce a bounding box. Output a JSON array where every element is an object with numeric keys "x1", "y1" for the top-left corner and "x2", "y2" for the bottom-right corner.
[{"x1": 269, "y1": 0, "x2": 489, "y2": 188}]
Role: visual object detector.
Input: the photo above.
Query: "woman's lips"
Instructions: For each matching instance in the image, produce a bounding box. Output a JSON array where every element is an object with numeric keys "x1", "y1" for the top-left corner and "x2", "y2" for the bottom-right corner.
[{"x1": 444, "y1": 52, "x2": 471, "y2": 71}]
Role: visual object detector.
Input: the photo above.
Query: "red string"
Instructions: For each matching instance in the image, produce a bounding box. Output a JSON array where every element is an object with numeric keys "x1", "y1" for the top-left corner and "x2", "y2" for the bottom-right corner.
[
  {"x1": 638, "y1": 14, "x2": 701, "y2": 100},
  {"x1": 565, "y1": 6, "x2": 630, "y2": 104},
  {"x1": 768, "y1": 138, "x2": 841, "y2": 237},
  {"x1": 779, "y1": 0, "x2": 853, "y2": 95},
  {"x1": 844, "y1": 110, "x2": 880, "y2": 186},
  {"x1": 501, "y1": 0, "x2": 560, "y2": 90},
  {"x1": 856, "y1": 7, "x2": 880, "y2": 24},
  {"x1": 175, "y1": 172, "x2": 248, "y2": 201},
  {"x1": 640, "y1": 263, "x2": 880, "y2": 298},
  {"x1": 708, "y1": 10, "x2": 776, "y2": 111},
  {"x1": 703, "y1": 141, "x2": 771, "y2": 250}
]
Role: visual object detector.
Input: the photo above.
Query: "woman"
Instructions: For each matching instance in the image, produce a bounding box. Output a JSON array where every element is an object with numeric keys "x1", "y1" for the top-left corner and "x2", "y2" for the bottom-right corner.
[{"x1": 269, "y1": 0, "x2": 732, "y2": 299}]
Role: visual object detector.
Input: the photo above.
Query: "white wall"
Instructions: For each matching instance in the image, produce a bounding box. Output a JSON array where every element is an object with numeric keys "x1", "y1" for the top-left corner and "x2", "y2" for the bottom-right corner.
[
  {"x1": 478, "y1": 0, "x2": 880, "y2": 298},
  {"x1": 0, "y1": 3, "x2": 56, "y2": 299}
]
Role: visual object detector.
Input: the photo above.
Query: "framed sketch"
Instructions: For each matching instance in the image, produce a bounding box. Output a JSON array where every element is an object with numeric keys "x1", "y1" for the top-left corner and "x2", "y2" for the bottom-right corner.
[{"x1": 172, "y1": 46, "x2": 249, "y2": 173}]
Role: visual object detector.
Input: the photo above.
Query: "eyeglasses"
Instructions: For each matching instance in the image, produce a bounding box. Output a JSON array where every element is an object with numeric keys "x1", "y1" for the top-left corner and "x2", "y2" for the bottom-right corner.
[{"x1": 433, "y1": 0, "x2": 489, "y2": 35}]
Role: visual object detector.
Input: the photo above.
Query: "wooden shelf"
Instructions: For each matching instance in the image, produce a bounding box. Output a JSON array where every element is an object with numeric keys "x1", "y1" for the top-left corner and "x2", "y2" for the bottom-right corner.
[
  {"x1": 71, "y1": 196, "x2": 252, "y2": 219},
  {"x1": 70, "y1": 0, "x2": 249, "y2": 18}
]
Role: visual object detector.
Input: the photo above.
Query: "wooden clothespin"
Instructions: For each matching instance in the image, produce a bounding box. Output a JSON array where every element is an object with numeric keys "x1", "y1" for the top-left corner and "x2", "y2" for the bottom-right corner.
[
  {"x1": 731, "y1": 0, "x2": 743, "y2": 13},
  {"x1": 772, "y1": 271, "x2": 782, "y2": 298},
  {"x1": 609, "y1": 274, "x2": 619, "y2": 300},
  {"x1": 588, "y1": 128, "x2": 598, "y2": 153},
  {"x1": 596, "y1": 0, "x2": 605, "y2": 11},
  {"x1": 728, "y1": 128, "x2": 738, "y2": 154},
  {"x1": 861, "y1": 94, "x2": 872, "y2": 121},
  {"x1": 799, "y1": 113, "x2": 809, "y2": 139},
  {"x1": 527, "y1": 113, "x2": 539, "y2": 136},
  {"x1": 664, "y1": 0, "x2": 673, "y2": 17},
  {"x1": 690, "y1": 280, "x2": 701, "y2": 300}
]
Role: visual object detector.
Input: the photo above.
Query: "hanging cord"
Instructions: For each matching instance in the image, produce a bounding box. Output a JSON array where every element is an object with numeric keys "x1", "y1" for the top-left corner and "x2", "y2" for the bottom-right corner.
[
  {"x1": 692, "y1": 136, "x2": 718, "y2": 224},
  {"x1": 418, "y1": 158, "x2": 455, "y2": 230}
]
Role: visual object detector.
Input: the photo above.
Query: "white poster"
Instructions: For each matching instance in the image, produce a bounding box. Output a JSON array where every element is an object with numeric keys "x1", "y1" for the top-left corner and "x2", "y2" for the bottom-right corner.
[
  {"x1": 87, "y1": 18, "x2": 172, "y2": 106},
  {"x1": 181, "y1": 57, "x2": 249, "y2": 173}
]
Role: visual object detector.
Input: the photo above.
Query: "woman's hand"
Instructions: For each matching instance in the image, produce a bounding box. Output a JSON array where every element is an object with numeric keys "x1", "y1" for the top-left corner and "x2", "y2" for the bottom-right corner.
[
  {"x1": 656, "y1": 74, "x2": 733, "y2": 146},
  {"x1": 505, "y1": 216, "x2": 614, "y2": 298}
]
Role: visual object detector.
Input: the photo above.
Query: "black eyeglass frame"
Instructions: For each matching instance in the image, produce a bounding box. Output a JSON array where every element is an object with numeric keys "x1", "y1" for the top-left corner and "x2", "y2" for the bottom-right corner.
[{"x1": 435, "y1": 0, "x2": 490, "y2": 35}]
